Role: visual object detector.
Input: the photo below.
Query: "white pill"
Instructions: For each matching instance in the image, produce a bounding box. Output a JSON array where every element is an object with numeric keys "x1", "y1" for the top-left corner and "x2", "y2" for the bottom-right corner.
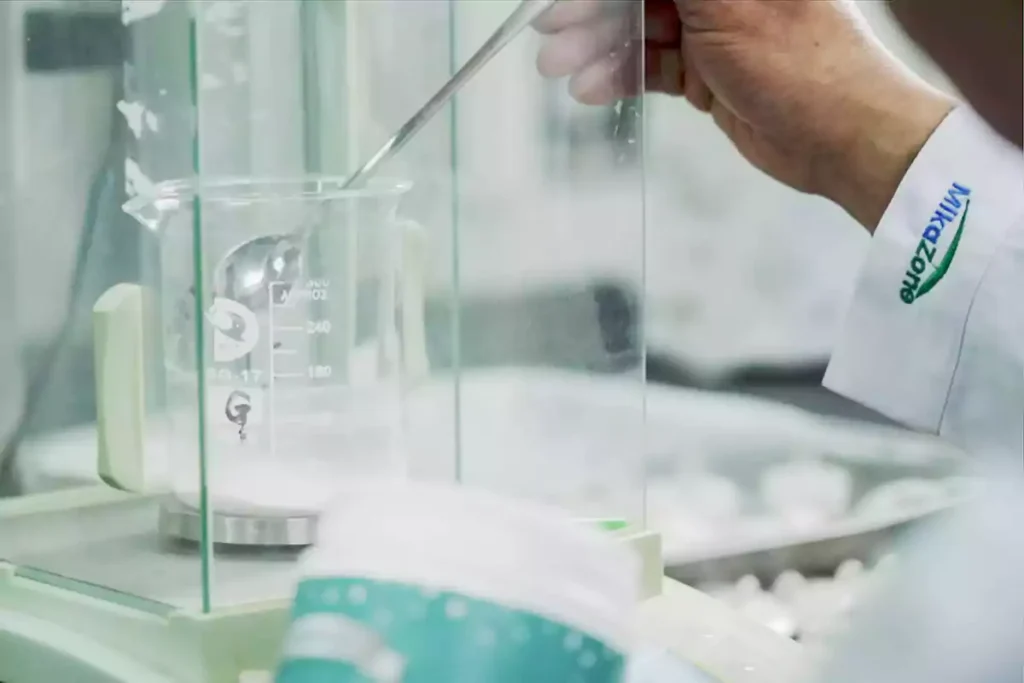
[
  {"x1": 835, "y1": 559, "x2": 865, "y2": 583},
  {"x1": 760, "y1": 460, "x2": 853, "y2": 526},
  {"x1": 736, "y1": 574, "x2": 762, "y2": 597},
  {"x1": 772, "y1": 570, "x2": 808, "y2": 602},
  {"x1": 674, "y1": 473, "x2": 744, "y2": 523}
]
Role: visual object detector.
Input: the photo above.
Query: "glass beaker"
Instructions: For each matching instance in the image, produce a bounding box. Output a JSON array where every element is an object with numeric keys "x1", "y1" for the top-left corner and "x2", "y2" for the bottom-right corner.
[{"x1": 126, "y1": 177, "x2": 414, "y2": 519}]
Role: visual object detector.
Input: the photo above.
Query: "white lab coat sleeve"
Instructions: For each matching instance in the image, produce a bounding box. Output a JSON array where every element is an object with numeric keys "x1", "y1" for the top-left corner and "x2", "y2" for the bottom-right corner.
[{"x1": 823, "y1": 107, "x2": 1024, "y2": 434}]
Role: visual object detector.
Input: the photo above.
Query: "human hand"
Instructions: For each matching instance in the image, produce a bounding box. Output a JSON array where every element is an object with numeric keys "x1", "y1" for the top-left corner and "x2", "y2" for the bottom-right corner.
[{"x1": 534, "y1": 0, "x2": 954, "y2": 231}]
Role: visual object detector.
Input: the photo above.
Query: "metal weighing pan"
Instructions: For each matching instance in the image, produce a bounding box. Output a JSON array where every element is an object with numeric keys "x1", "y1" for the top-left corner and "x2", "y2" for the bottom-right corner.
[{"x1": 656, "y1": 422, "x2": 967, "y2": 586}]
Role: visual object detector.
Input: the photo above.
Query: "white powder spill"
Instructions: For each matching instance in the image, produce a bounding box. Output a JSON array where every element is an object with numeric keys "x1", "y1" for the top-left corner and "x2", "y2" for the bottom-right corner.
[
  {"x1": 121, "y1": 159, "x2": 162, "y2": 230},
  {"x1": 116, "y1": 100, "x2": 160, "y2": 139},
  {"x1": 124, "y1": 159, "x2": 156, "y2": 200}
]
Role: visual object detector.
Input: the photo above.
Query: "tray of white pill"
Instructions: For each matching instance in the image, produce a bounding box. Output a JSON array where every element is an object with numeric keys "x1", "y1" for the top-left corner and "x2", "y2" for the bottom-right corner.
[
  {"x1": 641, "y1": 400, "x2": 968, "y2": 585},
  {"x1": 647, "y1": 426, "x2": 970, "y2": 584},
  {"x1": 408, "y1": 368, "x2": 971, "y2": 583}
]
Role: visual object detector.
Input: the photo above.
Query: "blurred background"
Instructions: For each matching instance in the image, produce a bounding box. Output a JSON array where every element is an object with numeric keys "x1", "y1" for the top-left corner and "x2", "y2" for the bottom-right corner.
[{"x1": 1, "y1": 0, "x2": 955, "y2": 465}]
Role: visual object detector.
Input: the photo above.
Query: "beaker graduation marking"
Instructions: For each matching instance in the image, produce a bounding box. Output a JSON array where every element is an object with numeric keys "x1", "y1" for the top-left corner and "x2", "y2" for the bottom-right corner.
[{"x1": 267, "y1": 279, "x2": 336, "y2": 459}]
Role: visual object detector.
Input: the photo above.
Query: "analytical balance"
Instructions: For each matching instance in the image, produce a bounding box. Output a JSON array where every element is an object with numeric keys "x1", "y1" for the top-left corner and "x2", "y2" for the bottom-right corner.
[{"x1": 0, "y1": 2, "x2": 964, "y2": 682}]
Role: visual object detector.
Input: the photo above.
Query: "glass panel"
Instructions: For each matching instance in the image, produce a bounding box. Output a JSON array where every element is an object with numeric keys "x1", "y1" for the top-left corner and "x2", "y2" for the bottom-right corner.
[
  {"x1": 328, "y1": 0, "x2": 460, "y2": 485},
  {"x1": 0, "y1": 0, "x2": 183, "y2": 613},
  {"x1": 443, "y1": 0, "x2": 646, "y2": 522}
]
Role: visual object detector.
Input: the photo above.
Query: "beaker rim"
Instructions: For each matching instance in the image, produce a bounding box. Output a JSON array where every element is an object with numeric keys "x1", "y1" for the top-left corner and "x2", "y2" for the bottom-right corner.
[{"x1": 123, "y1": 175, "x2": 412, "y2": 215}]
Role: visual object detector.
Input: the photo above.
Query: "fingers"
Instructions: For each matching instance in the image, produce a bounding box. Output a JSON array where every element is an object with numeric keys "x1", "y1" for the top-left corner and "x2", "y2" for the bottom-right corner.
[
  {"x1": 646, "y1": 46, "x2": 685, "y2": 96},
  {"x1": 532, "y1": 0, "x2": 607, "y2": 35},
  {"x1": 646, "y1": 0, "x2": 684, "y2": 46},
  {"x1": 682, "y1": 45, "x2": 713, "y2": 112},
  {"x1": 535, "y1": 0, "x2": 680, "y2": 42},
  {"x1": 534, "y1": 0, "x2": 700, "y2": 107},
  {"x1": 537, "y1": 14, "x2": 634, "y2": 79},
  {"x1": 546, "y1": 43, "x2": 712, "y2": 109},
  {"x1": 568, "y1": 49, "x2": 637, "y2": 104},
  {"x1": 536, "y1": 0, "x2": 676, "y2": 80},
  {"x1": 572, "y1": 41, "x2": 690, "y2": 105},
  {"x1": 710, "y1": 96, "x2": 747, "y2": 150},
  {"x1": 563, "y1": 43, "x2": 697, "y2": 105}
]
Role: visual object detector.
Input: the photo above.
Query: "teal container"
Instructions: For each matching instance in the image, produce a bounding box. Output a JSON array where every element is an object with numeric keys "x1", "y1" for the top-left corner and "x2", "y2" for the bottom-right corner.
[{"x1": 275, "y1": 483, "x2": 640, "y2": 682}]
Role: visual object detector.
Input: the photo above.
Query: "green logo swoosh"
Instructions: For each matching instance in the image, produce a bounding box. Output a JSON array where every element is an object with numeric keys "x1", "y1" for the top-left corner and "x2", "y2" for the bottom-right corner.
[{"x1": 916, "y1": 199, "x2": 970, "y2": 299}]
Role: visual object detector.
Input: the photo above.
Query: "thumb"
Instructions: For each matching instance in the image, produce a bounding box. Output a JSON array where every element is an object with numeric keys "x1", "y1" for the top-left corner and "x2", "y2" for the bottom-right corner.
[
  {"x1": 709, "y1": 96, "x2": 749, "y2": 152},
  {"x1": 682, "y1": 57, "x2": 714, "y2": 112}
]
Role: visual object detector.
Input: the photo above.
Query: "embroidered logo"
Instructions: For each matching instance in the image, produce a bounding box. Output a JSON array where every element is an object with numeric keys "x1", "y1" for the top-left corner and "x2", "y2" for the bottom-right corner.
[{"x1": 900, "y1": 183, "x2": 971, "y2": 304}]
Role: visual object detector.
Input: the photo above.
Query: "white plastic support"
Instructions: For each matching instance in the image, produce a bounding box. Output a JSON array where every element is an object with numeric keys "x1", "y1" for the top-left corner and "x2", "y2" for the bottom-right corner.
[
  {"x1": 93, "y1": 283, "x2": 148, "y2": 493},
  {"x1": 92, "y1": 283, "x2": 170, "y2": 494}
]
